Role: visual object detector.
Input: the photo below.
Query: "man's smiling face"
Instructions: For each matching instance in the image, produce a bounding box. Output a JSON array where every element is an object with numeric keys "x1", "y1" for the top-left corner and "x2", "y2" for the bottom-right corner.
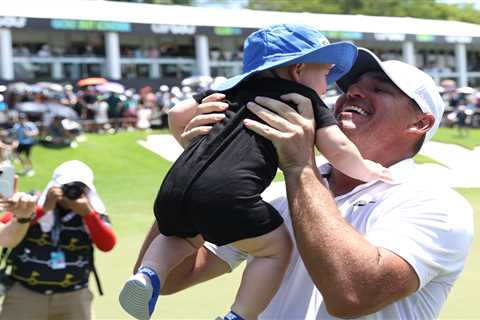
[{"x1": 334, "y1": 71, "x2": 421, "y2": 162}]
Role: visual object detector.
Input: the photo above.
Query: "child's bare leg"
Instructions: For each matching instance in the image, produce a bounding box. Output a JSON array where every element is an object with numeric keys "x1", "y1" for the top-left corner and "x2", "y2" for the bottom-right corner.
[
  {"x1": 142, "y1": 234, "x2": 203, "y2": 282},
  {"x1": 228, "y1": 224, "x2": 292, "y2": 320},
  {"x1": 119, "y1": 234, "x2": 203, "y2": 319}
]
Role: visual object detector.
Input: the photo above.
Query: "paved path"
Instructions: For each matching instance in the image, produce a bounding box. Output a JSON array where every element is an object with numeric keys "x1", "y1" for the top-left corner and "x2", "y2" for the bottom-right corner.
[{"x1": 139, "y1": 135, "x2": 480, "y2": 188}]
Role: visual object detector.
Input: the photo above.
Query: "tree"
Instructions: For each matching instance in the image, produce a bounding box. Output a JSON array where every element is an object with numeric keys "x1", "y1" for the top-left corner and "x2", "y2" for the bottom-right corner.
[
  {"x1": 108, "y1": 0, "x2": 194, "y2": 5},
  {"x1": 247, "y1": 0, "x2": 480, "y2": 23}
]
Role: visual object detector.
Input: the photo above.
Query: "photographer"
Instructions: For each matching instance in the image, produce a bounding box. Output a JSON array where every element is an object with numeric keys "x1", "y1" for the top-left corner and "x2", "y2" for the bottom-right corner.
[{"x1": 0, "y1": 160, "x2": 116, "y2": 320}]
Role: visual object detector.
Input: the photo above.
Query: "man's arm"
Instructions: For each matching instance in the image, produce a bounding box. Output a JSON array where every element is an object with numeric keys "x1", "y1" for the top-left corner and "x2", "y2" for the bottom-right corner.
[
  {"x1": 284, "y1": 167, "x2": 418, "y2": 317},
  {"x1": 244, "y1": 93, "x2": 418, "y2": 318},
  {"x1": 0, "y1": 213, "x2": 30, "y2": 248},
  {"x1": 0, "y1": 192, "x2": 37, "y2": 248},
  {"x1": 60, "y1": 194, "x2": 116, "y2": 252}
]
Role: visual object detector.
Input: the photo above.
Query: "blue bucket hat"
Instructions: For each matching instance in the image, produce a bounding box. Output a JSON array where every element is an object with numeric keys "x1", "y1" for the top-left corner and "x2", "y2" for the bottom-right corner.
[{"x1": 213, "y1": 24, "x2": 358, "y2": 91}]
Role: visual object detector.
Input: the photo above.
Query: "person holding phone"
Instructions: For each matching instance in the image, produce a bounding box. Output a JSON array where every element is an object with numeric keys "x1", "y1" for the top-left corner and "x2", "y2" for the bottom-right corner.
[
  {"x1": 0, "y1": 160, "x2": 116, "y2": 320},
  {"x1": 0, "y1": 177, "x2": 37, "y2": 248}
]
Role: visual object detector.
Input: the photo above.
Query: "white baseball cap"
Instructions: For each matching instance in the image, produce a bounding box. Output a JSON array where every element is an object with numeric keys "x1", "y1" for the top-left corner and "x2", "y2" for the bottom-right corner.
[
  {"x1": 37, "y1": 160, "x2": 106, "y2": 215},
  {"x1": 337, "y1": 48, "x2": 445, "y2": 142}
]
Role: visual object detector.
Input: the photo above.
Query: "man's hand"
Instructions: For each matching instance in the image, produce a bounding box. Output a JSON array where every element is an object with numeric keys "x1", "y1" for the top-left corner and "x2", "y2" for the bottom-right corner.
[
  {"x1": 179, "y1": 93, "x2": 228, "y2": 148},
  {"x1": 61, "y1": 194, "x2": 94, "y2": 217},
  {"x1": 0, "y1": 192, "x2": 37, "y2": 219},
  {"x1": 43, "y1": 187, "x2": 63, "y2": 212},
  {"x1": 0, "y1": 175, "x2": 36, "y2": 219},
  {"x1": 244, "y1": 93, "x2": 317, "y2": 174}
]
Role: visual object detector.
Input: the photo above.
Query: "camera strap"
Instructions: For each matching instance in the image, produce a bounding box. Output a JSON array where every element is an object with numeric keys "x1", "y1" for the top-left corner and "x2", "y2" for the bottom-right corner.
[
  {"x1": 0, "y1": 248, "x2": 11, "y2": 270},
  {"x1": 0, "y1": 247, "x2": 13, "y2": 286},
  {"x1": 91, "y1": 248, "x2": 103, "y2": 296},
  {"x1": 51, "y1": 208, "x2": 62, "y2": 248}
]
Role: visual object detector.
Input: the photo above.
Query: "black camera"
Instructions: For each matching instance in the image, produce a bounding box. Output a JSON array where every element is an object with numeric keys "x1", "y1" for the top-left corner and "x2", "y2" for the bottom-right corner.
[{"x1": 61, "y1": 182, "x2": 86, "y2": 200}]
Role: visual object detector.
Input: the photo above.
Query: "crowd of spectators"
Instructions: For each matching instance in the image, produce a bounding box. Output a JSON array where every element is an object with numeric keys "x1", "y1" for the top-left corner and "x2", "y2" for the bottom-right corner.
[
  {"x1": 13, "y1": 43, "x2": 243, "y2": 63},
  {"x1": 0, "y1": 74, "x2": 477, "y2": 178},
  {"x1": 13, "y1": 44, "x2": 105, "y2": 58},
  {"x1": 439, "y1": 79, "x2": 480, "y2": 135},
  {"x1": 0, "y1": 77, "x2": 224, "y2": 176}
]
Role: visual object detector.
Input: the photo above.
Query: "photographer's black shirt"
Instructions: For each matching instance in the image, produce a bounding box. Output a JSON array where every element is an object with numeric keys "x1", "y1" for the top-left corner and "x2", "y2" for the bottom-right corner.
[{"x1": 7, "y1": 207, "x2": 93, "y2": 294}]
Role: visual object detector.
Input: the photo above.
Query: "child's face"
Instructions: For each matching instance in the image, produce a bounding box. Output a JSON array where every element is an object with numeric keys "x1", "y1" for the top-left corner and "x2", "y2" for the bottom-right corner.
[{"x1": 297, "y1": 63, "x2": 331, "y2": 96}]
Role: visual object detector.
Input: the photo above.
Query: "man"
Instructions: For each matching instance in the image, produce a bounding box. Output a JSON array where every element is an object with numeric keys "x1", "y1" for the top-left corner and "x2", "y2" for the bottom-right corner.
[
  {"x1": 137, "y1": 48, "x2": 474, "y2": 319},
  {"x1": 0, "y1": 161, "x2": 116, "y2": 320},
  {"x1": 11, "y1": 113, "x2": 38, "y2": 176}
]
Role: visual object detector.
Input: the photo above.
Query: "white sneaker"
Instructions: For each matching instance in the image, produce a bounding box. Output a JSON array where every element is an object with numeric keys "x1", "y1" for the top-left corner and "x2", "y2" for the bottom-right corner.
[{"x1": 119, "y1": 273, "x2": 153, "y2": 320}]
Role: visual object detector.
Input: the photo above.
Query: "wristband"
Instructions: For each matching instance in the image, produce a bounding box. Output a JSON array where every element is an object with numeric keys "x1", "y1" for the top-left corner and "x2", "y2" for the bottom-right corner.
[{"x1": 15, "y1": 212, "x2": 35, "y2": 224}]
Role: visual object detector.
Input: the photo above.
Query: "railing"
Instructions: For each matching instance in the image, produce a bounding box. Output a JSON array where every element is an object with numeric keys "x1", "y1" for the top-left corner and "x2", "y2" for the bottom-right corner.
[
  {"x1": 13, "y1": 56, "x2": 107, "y2": 80},
  {"x1": 11, "y1": 56, "x2": 243, "y2": 80}
]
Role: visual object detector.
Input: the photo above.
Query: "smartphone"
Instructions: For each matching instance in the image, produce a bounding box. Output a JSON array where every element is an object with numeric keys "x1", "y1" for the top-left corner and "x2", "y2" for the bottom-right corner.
[{"x1": 0, "y1": 164, "x2": 15, "y2": 199}]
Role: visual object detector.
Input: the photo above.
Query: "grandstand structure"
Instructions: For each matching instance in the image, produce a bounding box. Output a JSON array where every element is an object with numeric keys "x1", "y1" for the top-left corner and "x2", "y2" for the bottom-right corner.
[{"x1": 1, "y1": 0, "x2": 480, "y2": 87}]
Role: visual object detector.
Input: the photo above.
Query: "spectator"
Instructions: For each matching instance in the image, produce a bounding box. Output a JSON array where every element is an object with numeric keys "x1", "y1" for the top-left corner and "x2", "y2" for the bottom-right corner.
[
  {"x1": 0, "y1": 160, "x2": 116, "y2": 320},
  {"x1": 456, "y1": 105, "x2": 469, "y2": 137},
  {"x1": 37, "y1": 44, "x2": 51, "y2": 58},
  {"x1": 0, "y1": 109, "x2": 11, "y2": 130},
  {"x1": 11, "y1": 113, "x2": 38, "y2": 176},
  {"x1": 106, "y1": 92, "x2": 122, "y2": 132},
  {"x1": 40, "y1": 115, "x2": 74, "y2": 148},
  {"x1": 0, "y1": 130, "x2": 18, "y2": 164},
  {"x1": 74, "y1": 89, "x2": 96, "y2": 133},
  {"x1": 93, "y1": 97, "x2": 110, "y2": 133},
  {"x1": 120, "y1": 90, "x2": 138, "y2": 130},
  {"x1": 136, "y1": 104, "x2": 152, "y2": 130}
]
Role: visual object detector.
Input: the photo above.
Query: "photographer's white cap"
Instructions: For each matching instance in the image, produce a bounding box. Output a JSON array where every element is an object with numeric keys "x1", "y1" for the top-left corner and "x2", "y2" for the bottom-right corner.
[
  {"x1": 337, "y1": 48, "x2": 445, "y2": 142},
  {"x1": 37, "y1": 160, "x2": 106, "y2": 232},
  {"x1": 52, "y1": 160, "x2": 95, "y2": 191}
]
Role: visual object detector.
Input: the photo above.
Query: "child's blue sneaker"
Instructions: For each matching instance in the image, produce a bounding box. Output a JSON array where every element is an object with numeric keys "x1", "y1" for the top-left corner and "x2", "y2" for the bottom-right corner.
[
  {"x1": 119, "y1": 266, "x2": 160, "y2": 320},
  {"x1": 224, "y1": 310, "x2": 245, "y2": 320}
]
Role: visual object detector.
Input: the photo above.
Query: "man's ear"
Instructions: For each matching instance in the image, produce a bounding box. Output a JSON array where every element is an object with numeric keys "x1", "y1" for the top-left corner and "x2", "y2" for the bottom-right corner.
[{"x1": 408, "y1": 113, "x2": 435, "y2": 136}]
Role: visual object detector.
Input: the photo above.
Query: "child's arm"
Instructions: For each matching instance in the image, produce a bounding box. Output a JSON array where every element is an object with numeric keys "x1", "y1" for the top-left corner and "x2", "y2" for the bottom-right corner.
[
  {"x1": 168, "y1": 93, "x2": 228, "y2": 148},
  {"x1": 168, "y1": 98, "x2": 200, "y2": 145},
  {"x1": 315, "y1": 125, "x2": 392, "y2": 182}
]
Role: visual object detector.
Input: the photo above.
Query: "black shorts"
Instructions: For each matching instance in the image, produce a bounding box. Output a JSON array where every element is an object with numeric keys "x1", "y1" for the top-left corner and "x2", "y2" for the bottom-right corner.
[
  {"x1": 16, "y1": 143, "x2": 33, "y2": 156},
  {"x1": 154, "y1": 107, "x2": 283, "y2": 246}
]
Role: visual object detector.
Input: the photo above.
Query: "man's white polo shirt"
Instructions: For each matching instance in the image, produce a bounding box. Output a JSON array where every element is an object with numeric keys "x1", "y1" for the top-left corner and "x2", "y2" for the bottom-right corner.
[{"x1": 205, "y1": 159, "x2": 474, "y2": 319}]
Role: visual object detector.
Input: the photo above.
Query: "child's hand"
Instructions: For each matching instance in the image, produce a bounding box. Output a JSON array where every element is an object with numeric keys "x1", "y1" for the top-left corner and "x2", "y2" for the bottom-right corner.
[{"x1": 365, "y1": 160, "x2": 394, "y2": 183}]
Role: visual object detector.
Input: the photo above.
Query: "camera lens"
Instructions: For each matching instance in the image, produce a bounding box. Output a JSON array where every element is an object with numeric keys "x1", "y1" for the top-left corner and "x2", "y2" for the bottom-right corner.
[{"x1": 61, "y1": 182, "x2": 86, "y2": 200}]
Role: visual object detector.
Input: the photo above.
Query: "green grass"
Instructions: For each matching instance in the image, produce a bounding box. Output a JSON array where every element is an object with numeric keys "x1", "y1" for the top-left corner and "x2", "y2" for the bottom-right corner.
[
  {"x1": 413, "y1": 154, "x2": 448, "y2": 167},
  {"x1": 12, "y1": 129, "x2": 480, "y2": 319},
  {"x1": 413, "y1": 127, "x2": 480, "y2": 166},
  {"x1": 432, "y1": 127, "x2": 480, "y2": 150},
  {"x1": 440, "y1": 188, "x2": 480, "y2": 319}
]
